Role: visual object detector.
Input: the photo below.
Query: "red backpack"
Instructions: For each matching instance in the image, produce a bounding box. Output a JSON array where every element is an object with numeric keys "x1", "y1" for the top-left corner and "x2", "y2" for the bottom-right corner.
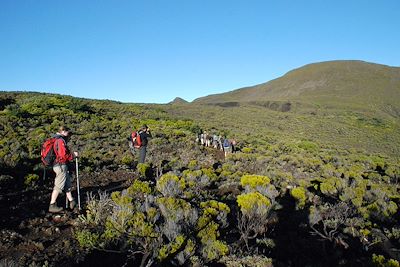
[
  {"x1": 41, "y1": 136, "x2": 60, "y2": 166},
  {"x1": 131, "y1": 131, "x2": 142, "y2": 148}
]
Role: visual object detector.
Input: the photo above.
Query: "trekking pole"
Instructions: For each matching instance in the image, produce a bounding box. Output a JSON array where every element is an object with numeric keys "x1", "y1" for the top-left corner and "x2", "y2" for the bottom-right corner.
[
  {"x1": 43, "y1": 167, "x2": 46, "y2": 182},
  {"x1": 76, "y1": 157, "x2": 81, "y2": 210}
]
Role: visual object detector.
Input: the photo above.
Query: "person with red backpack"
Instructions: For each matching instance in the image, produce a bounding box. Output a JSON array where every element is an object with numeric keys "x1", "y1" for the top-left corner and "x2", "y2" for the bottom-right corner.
[
  {"x1": 138, "y1": 125, "x2": 152, "y2": 163},
  {"x1": 129, "y1": 125, "x2": 152, "y2": 164},
  {"x1": 45, "y1": 126, "x2": 79, "y2": 213},
  {"x1": 128, "y1": 128, "x2": 143, "y2": 154}
]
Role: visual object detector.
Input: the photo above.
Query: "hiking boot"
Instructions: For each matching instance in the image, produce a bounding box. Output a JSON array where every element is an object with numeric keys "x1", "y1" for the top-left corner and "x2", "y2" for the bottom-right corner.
[
  {"x1": 49, "y1": 203, "x2": 63, "y2": 213},
  {"x1": 69, "y1": 199, "x2": 76, "y2": 210}
]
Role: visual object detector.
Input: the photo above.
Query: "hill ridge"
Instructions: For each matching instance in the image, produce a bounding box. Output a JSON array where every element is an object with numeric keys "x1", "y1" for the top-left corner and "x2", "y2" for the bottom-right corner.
[{"x1": 192, "y1": 60, "x2": 400, "y2": 114}]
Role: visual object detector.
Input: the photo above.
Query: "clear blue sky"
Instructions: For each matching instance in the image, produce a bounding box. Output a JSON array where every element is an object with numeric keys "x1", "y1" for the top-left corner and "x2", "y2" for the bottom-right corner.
[{"x1": 1, "y1": 1, "x2": 399, "y2": 103}]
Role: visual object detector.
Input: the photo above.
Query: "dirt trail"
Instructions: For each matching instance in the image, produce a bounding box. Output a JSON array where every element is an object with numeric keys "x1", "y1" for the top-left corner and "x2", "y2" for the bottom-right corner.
[
  {"x1": 0, "y1": 169, "x2": 134, "y2": 266},
  {"x1": 0, "y1": 148, "x2": 226, "y2": 266}
]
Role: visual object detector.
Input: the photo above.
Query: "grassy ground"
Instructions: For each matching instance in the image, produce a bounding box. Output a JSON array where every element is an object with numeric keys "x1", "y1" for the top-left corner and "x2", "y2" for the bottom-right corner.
[{"x1": 161, "y1": 103, "x2": 400, "y2": 159}]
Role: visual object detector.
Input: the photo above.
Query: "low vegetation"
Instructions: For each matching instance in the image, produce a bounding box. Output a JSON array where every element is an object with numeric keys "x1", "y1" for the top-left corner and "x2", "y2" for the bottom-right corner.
[{"x1": 0, "y1": 91, "x2": 399, "y2": 266}]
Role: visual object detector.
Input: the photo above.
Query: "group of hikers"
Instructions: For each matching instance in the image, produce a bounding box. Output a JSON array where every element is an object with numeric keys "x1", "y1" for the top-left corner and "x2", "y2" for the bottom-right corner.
[
  {"x1": 43, "y1": 125, "x2": 237, "y2": 214},
  {"x1": 196, "y1": 131, "x2": 237, "y2": 157}
]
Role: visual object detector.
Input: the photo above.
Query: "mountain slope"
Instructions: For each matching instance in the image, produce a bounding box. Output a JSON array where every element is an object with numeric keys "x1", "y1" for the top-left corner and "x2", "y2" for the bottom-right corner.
[
  {"x1": 193, "y1": 60, "x2": 400, "y2": 114},
  {"x1": 169, "y1": 97, "x2": 189, "y2": 105}
]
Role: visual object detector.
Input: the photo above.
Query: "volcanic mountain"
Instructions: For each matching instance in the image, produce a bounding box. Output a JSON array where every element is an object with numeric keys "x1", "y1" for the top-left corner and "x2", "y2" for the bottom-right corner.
[{"x1": 193, "y1": 60, "x2": 400, "y2": 116}]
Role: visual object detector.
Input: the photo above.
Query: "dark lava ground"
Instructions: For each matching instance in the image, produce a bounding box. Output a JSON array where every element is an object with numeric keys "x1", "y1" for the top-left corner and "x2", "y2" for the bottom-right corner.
[{"x1": 0, "y1": 169, "x2": 134, "y2": 267}]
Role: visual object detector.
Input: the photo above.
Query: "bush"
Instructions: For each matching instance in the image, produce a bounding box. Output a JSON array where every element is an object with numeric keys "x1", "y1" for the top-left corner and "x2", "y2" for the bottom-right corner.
[
  {"x1": 372, "y1": 254, "x2": 400, "y2": 267},
  {"x1": 309, "y1": 202, "x2": 356, "y2": 248},
  {"x1": 237, "y1": 192, "x2": 271, "y2": 216},
  {"x1": 137, "y1": 163, "x2": 151, "y2": 178},
  {"x1": 158, "y1": 235, "x2": 195, "y2": 263},
  {"x1": 240, "y1": 174, "x2": 270, "y2": 191},
  {"x1": 291, "y1": 187, "x2": 307, "y2": 209},
  {"x1": 220, "y1": 255, "x2": 273, "y2": 267},
  {"x1": 24, "y1": 173, "x2": 39, "y2": 187},
  {"x1": 121, "y1": 154, "x2": 134, "y2": 166},
  {"x1": 75, "y1": 230, "x2": 100, "y2": 249},
  {"x1": 156, "y1": 172, "x2": 186, "y2": 197},
  {"x1": 79, "y1": 191, "x2": 113, "y2": 226},
  {"x1": 298, "y1": 140, "x2": 319, "y2": 152},
  {"x1": 242, "y1": 147, "x2": 253, "y2": 153},
  {"x1": 237, "y1": 192, "x2": 273, "y2": 250},
  {"x1": 197, "y1": 200, "x2": 230, "y2": 262}
]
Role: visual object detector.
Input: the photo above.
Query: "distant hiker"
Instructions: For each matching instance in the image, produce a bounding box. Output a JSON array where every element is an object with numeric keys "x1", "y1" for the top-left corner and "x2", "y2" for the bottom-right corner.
[
  {"x1": 204, "y1": 132, "x2": 209, "y2": 147},
  {"x1": 207, "y1": 134, "x2": 213, "y2": 147},
  {"x1": 200, "y1": 133, "x2": 205, "y2": 146},
  {"x1": 47, "y1": 126, "x2": 78, "y2": 213},
  {"x1": 223, "y1": 138, "x2": 231, "y2": 157},
  {"x1": 231, "y1": 139, "x2": 237, "y2": 153},
  {"x1": 128, "y1": 129, "x2": 140, "y2": 156},
  {"x1": 218, "y1": 135, "x2": 224, "y2": 151},
  {"x1": 137, "y1": 125, "x2": 152, "y2": 163},
  {"x1": 213, "y1": 134, "x2": 219, "y2": 149}
]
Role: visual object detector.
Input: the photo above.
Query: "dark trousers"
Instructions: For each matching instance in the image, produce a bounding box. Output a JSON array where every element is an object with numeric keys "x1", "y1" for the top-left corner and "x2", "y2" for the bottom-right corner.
[{"x1": 138, "y1": 146, "x2": 147, "y2": 163}]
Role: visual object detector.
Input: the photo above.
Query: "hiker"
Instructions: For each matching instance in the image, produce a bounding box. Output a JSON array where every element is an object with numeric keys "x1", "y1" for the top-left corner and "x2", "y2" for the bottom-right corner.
[
  {"x1": 196, "y1": 130, "x2": 203, "y2": 145},
  {"x1": 218, "y1": 135, "x2": 224, "y2": 151},
  {"x1": 200, "y1": 132, "x2": 205, "y2": 146},
  {"x1": 48, "y1": 126, "x2": 78, "y2": 213},
  {"x1": 213, "y1": 134, "x2": 219, "y2": 149},
  {"x1": 223, "y1": 137, "x2": 231, "y2": 157},
  {"x1": 137, "y1": 125, "x2": 152, "y2": 163},
  {"x1": 207, "y1": 134, "x2": 213, "y2": 147},
  {"x1": 203, "y1": 132, "x2": 209, "y2": 147},
  {"x1": 195, "y1": 133, "x2": 200, "y2": 144},
  {"x1": 231, "y1": 139, "x2": 237, "y2": 153}
]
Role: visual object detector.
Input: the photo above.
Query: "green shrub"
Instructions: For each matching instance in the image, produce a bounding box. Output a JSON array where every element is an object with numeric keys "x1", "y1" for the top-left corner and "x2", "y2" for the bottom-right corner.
[
  {"x1": 121, "y1": 154, "x2": 133, "y2": 166},
  {"x1": 242, "y1": 147, "x2": 253, "y2": 153},
  {"x1": 240, "y1": 174, "x2": 270, "y2": 190},
  {"x1": 78, "y1": 191, "x2": 113, "y2": 226},
  {"x1": 236, "y1": 191, "x2": 274, "y2": 250},
  {"x1": 75, "y1": 230, "x2": 100, "y2": 249},
  {"x1": 157, "y1": 197, "x2": 196, "y2": 233},
  {"x1": 127, "y1": 180, "x2": 152, "y2": 196},
  {"x1": 237, "y1": 192, "x2": 271, "y2": 215},
  {"x1": 24, "y1": 173, "x2": 39, "y2": 186},
  {"x1": 158, "y1": 235, "x2": 195, "y2": 263},
  {"x1": 201, "y1": 168, "x2": 218, "y2": 182},
  {"x1": 372, "y1": 254, "x2": 400, "y2": 267},
  {"x1": 201, "y1": 239, "x2": 229, "y2": 261},
  {"x1": 156, "y1": 172, "x2": 186, "y2": 197},
  {"x1": 319, "y1": 177, "x2": 344, "y2": 197},
  {"x1": 188, "y1": 160, "x2": 199, "y2": 170},
  {"x1": 298, "y1": 140, "x2": 319, "y2": 152},
  {"x1": 291, "y1": 187, "x2": 307, "y2": 209},
  {"x1": 197, "y1": 200, "x2": 230, "y2": 261},
  {"x1": 220, "y1": 255, "x2": 273, "y2": 267},
  {"x1": 199, "y1": 200, "x2": 230, "y2": 227},
  {"x1": 137, "y1": 163, "x2": 151, "y2": 178}
]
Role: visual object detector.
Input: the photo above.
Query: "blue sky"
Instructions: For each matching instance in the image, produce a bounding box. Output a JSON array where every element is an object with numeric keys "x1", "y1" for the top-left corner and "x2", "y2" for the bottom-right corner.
[{"x1": 1, "y1": 1, "x2": 399, "y2": 103}]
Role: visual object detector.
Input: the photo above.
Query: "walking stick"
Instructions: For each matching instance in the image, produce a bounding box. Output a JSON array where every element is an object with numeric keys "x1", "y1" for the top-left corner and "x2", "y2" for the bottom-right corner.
[
  {"x1": 43, "y1": 167, "x2": 46, "y2": 182},
  {"x1": 76, "y1": 157, "x2": 81, "y2": 210}
]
